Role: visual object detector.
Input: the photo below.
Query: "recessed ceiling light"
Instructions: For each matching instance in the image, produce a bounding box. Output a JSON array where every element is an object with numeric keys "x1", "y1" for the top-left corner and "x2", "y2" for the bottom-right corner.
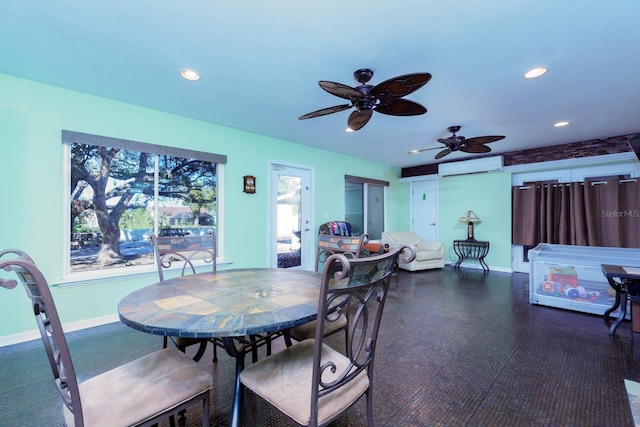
[
  {"x1": 554, "y1": 121, "x2": 570, "y2": 127},
  {"x1": 524, "y1": 67, "x2": 548, "y2": 79},
  {"x1": 180, "y1": 69, "x2": 200, "y2": 81}
]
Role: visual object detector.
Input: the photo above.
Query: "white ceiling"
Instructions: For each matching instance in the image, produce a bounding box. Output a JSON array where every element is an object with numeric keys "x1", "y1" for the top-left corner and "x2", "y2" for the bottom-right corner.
[{"x1": 2, "y1": 1, "x2": 639, "y2": 168}]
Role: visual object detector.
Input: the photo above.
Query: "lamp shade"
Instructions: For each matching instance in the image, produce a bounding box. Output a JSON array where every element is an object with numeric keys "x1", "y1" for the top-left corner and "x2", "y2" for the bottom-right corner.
[{"x1": 459, "y1": 210, "x2": 480, "y2": 224}]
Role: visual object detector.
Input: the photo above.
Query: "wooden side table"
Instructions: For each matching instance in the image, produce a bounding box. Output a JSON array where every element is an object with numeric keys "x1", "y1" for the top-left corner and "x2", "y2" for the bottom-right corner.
[{"x1": 453, "y1": 239, "x2": 490, "y2": 271}]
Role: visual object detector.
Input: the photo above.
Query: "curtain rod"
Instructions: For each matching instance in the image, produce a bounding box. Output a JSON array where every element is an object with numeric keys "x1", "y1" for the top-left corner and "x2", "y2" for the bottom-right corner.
[{"x1": 518, "y1": 179, "x2": 637, "y2": 189}]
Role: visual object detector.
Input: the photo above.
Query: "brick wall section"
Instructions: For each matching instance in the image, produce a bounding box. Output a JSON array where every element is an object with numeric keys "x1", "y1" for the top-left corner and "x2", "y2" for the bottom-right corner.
[
  {"x1": 502, "y1": 134, "x2": 633, "y2": 166},
  {"x1": 401, "y1": 133, "x2": 637, "y2": 178}
]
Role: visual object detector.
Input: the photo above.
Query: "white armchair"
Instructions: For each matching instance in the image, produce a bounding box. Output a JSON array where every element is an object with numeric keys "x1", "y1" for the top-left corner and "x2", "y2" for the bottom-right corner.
[{"x1": 381, "y1": 231, "x2": 445, "y2": 271}]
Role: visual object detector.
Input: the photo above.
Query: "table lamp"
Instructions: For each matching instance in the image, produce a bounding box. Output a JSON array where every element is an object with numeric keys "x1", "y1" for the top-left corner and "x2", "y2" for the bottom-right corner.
[{"x1": 459, "y1": 210, "x2": 480, "y2": 240}]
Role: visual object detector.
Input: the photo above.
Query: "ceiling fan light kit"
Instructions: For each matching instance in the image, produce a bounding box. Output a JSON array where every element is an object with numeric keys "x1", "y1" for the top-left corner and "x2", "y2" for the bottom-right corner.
[{"x1": 298, "y1": 68, "x2": 432, "y2": 131}]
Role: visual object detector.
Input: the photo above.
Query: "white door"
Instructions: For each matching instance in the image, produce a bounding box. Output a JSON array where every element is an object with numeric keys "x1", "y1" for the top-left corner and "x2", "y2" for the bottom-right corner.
[
  {"x1": 411, "y1": 180, "x2": 438, "y2": 242},
  {"x1": 269, "y1": 162, "x2": 314, "y2": 270}
]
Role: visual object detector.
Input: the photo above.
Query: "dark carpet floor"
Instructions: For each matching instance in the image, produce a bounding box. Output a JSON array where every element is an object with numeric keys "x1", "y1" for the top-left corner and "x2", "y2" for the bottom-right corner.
[{"x1": 1, "y1": 266, "x2": 639, "y2": 426}]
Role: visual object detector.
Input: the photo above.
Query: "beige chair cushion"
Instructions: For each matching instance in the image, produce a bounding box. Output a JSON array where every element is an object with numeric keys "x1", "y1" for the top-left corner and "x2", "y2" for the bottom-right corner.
[
  {"x1": 414, "y1": 249, "x2": 443, "y2": 261},
  {"x1": 288, "y1": 313, "x2": 347, "y2": 342},
  {"x1": 382, "y1": 231, "x2": 421, "y2": 246},
  {"x1": 240, "y1": 339, "x2": 369, "y2": 425},
  {"x1": 63, "y1": 348, "x2": 213, "y2": 427},
  {"x1": 416, "y1": 241, "x2": 443, "y2": 252}
]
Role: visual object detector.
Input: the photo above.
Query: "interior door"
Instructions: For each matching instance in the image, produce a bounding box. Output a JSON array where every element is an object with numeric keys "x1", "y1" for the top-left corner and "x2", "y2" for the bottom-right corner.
[
  {"x1": 269, "y1": 163, "x2": 314, "y2": 270},
  {"x1": 411, "y1": 179, "x2": 438, "y2": 242}
]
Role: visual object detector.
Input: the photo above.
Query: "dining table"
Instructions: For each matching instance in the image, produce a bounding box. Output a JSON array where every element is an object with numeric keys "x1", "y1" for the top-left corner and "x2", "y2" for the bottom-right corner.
[
  {"x1": 117, "y1": 267, "x2": 322, "y2": 427},
  {"x1": 602, "y1": 264, "x2": 640, "y2": 335}
]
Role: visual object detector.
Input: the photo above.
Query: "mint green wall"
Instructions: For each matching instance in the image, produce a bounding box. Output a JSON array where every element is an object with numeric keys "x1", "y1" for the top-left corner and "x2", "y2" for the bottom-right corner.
[
  {"x1": 438, "y1": 172, "x2": 512, "y2": 269},
  {"x1": 386, "y1": 178, "x2": 410, "y2": 232},
  {"x1": 0, "y1": 73, "x2": 409, "y2": 340}
]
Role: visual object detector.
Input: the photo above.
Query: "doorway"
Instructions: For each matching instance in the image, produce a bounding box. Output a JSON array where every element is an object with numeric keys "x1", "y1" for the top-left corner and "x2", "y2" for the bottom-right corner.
[
  {"x1": 269, "y1": 162, "x2": 314, "y2": 270},
  {"x1": 411, "y1": 179, "x2": 439, "y2": 242}
]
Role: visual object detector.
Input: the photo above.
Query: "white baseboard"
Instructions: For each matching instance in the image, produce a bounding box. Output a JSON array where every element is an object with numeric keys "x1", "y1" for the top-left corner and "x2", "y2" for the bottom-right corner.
[
  {"x1": 0, "y1": 314, "x2": 120, "y2": 348},
  {"x1": 445, "y1": 262, "x2": 513, "y2": 273},
  {"x1": 491, "y1": 266, "x2": 514, "y2": 273}
]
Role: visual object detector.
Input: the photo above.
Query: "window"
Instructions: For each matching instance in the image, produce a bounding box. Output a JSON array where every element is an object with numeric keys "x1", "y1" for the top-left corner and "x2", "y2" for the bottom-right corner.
[
  {"x1": 64, "y1": 130, "x2": 226, "y2": 276},
  {"x1": 344, "y1": 175, "x2": 388, "y2": 240}
]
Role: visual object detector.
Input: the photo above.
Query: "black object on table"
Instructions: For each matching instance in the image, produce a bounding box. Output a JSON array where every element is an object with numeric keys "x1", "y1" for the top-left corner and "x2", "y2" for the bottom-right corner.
[
  {"x1": 453, "y1": 239, "x2": 490, "y2": 271},
  {"x1": 602, "y1": 264, "x2": 640, "y2": 335}
]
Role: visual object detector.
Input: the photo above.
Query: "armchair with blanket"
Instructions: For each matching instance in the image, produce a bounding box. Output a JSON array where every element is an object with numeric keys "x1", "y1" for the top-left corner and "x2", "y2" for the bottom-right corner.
[{"x1": 381, "y1": 231, "x2": 444, "y2": 271}]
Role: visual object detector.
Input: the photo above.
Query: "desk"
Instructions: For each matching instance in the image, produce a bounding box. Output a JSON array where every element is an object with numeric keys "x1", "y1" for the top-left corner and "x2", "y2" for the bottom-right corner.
[
  {"x1": 602, "y1": 264, "x2": 640, "y2": 335},
  {"x1": 118, "y1": 268, "x2": 321, "y2": 427},
  {"x1": 453, "y1": 239, "x2": 490, "y2": 271}
]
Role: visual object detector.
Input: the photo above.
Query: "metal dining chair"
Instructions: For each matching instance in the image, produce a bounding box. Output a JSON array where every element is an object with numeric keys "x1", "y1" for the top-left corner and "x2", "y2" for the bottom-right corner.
[
  {"x1": 240, "y1": 245, "x2": 414, "y2": 426},
  {"x1": 152, "y1": 232, "x2": 273, "y2": 364},
  {"x1": 284, "y1": 231, "x2": 368, "y2": 348},
  {"x1": 0, "y1": 249, "x2": 213, "y2": 427},
  {"x1": 151, "y1": 232, "x2": 219, "y2": 362}
]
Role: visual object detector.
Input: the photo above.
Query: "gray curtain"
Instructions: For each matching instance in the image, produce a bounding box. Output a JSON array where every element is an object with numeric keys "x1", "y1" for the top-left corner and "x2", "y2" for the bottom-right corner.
[
  {"x1": 512, "y1": 184, "x2": 538, "y2": 246},
  {"x1": 512, "y1": 179, "x2": 639, "y2": 248}
]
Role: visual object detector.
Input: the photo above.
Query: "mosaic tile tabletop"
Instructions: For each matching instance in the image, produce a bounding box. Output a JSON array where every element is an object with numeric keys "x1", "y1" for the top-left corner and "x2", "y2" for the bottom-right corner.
[{"x1": 118, "y1": 268, "x2": 321, "y2": 338}]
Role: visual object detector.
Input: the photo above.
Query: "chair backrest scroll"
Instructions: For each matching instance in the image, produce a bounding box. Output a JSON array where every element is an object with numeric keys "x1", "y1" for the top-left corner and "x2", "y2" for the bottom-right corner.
[
  {"x1": 151, "y1": 232, "x2": 216, "y2": 280},
  {"x1": 0, "y1": 249, "x2": 84, "y2": 426},
  {"x1": 309, "y1": 245, "x2": 413, "y2": 421},
  {"x1": 315, "y1": 232, "x2": 368, "y2": 272}
]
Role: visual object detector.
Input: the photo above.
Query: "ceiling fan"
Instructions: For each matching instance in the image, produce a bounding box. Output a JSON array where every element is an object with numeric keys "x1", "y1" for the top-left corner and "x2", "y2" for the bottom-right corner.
[
  {"x1": 417, "y1": 126, "x2": 506, "y2": 160},
  {"x1": 298, "y1": 68, "x2": 432, "y2": 131}
]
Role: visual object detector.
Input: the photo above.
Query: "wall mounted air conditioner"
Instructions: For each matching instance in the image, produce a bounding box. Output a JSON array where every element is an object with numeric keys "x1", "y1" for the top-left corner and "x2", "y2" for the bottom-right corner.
[{"x1": 438, "y1": 155, "x2": 503, "y2": 177}]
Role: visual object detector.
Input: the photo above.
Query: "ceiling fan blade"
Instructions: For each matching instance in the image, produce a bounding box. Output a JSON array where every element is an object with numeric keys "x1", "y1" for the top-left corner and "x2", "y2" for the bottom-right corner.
[
  {"x1": 435, "y1": 148, "x2": 452, "y2": 159},
  {"x1": 347, "y1": 110, "x2": 373, "y2": 131},
  {"x1": 461, "y1": 144, "x2": 492, "y2": 154},
  {"x1": 370, "y1": 73, "x2": 432, "y2": 100},
  {"x1": 318, "y1": 81, "x2": 363, "y2": 100},
  {"x1": 463, "y1": 135, "x2": 505, "y2": 145},
  {"x1": 376, "y1": 99, "x2": 427, "y2": 116},
  {"x1": 298, "y1": 104, "x2": 352, "y2": 120}
]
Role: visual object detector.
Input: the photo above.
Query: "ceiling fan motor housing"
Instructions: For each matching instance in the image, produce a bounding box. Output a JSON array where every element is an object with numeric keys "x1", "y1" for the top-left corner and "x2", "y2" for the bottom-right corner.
[
  {"x1": 354, "y1": 68, "x2": 374, "y2": 84},
  {"x1": 354, "y1": 85, "x2": 377, "y2": 111}
]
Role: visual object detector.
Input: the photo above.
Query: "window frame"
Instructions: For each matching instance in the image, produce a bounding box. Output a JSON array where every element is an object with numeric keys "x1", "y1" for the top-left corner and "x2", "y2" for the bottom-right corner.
[
  {"x1": 344, "y1": 175, "x2": 388, "y2": 240},
  {"x1": 61, "y1": 130, "x2": 226, "y2": 281}
]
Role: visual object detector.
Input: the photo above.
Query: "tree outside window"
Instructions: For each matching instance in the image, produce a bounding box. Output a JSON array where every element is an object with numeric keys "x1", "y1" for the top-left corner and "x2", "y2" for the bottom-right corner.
[{"x1": 65, "y1": 132, "x2": 223, "y2": 274}]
